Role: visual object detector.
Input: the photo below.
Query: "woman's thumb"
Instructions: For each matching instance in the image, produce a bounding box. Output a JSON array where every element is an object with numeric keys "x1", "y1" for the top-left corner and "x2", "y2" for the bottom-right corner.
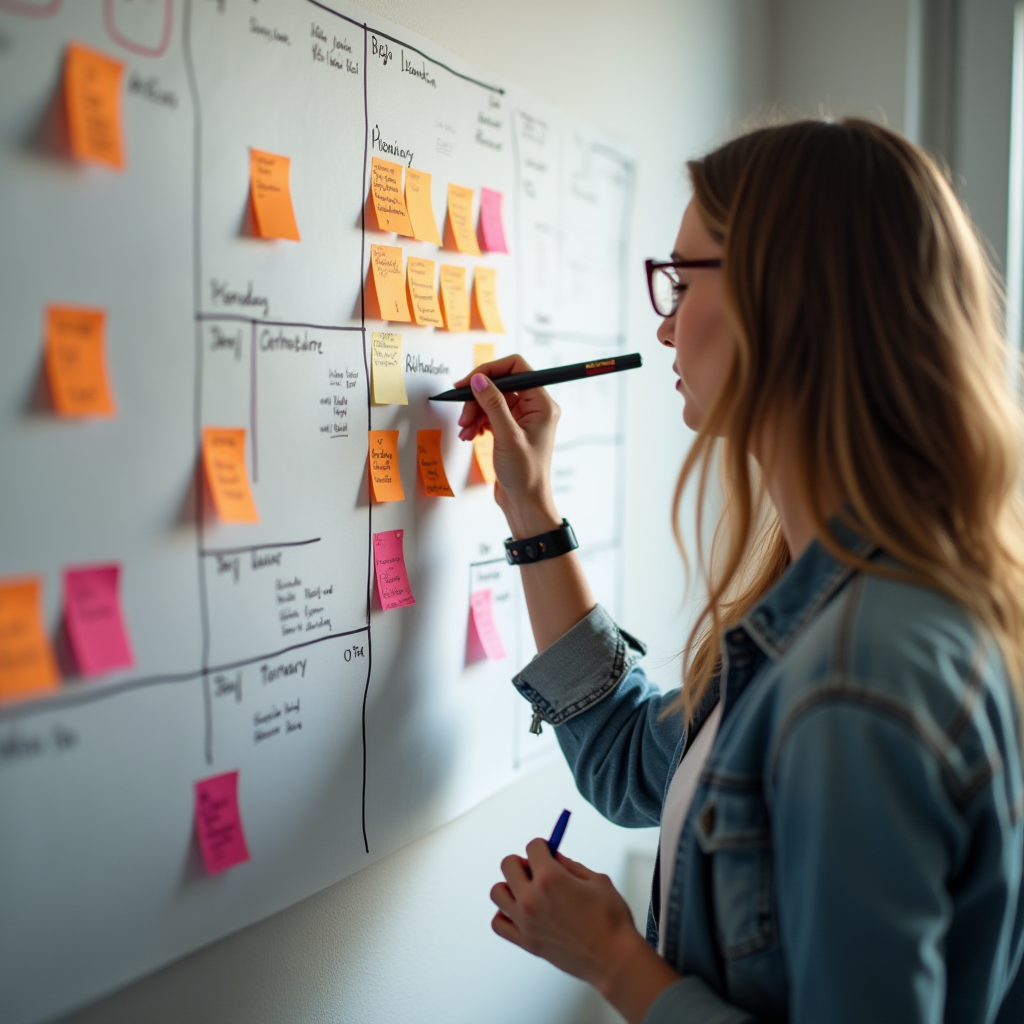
[{"x1": 470, "y1": 374, "x2": 519, "y2": 441}]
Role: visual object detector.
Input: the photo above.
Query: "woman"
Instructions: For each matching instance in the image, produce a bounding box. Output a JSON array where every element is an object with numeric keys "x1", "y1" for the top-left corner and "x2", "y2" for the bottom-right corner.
[{"x1": 455, "y1": 119, "x2": 1024, "y2": 1023}]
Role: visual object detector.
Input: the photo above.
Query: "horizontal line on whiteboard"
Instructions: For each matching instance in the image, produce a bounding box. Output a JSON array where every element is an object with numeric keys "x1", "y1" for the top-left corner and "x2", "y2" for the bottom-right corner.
[
  {"x1": 554, "y1": 434, "x2": 624, "y2": 451},
  {"x1": 196, "y1": 314, "x2": 364, "y2": 333},
  {"x1": 304, "y1": 0, "x2": 504, "y2": 94},
  {"x1": 0, "y1": 626, "x2": 370, "y2": 723},
  {"x1": 469, "y1": 556, "x2": 508, "y2": 568},
  {"x1": 522, "y1": 327, "x2": 625, "y2": 345},
  {"x1": 200, "y1": 538, "x2": 321, "y2": 557}
]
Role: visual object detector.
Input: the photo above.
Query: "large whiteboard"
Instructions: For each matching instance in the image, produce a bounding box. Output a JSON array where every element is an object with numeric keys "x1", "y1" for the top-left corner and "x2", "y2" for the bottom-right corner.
[{"x1": 0, "y1": 2, "x2": 634, "y2": 1021}]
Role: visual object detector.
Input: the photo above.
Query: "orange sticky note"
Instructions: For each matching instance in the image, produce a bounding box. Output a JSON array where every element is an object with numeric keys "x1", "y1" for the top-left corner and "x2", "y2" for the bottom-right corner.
[
  {"x1": 370, "y1": 157, "x2": 414, "y2": 235},
  {"x1": 439, "y1": 264, "x2": 470, "y2": 332},
  {"x1": 0, "y1": 577, "x2": 60, "y2": 704},
  {"x1": 445, "y1": 183, "x2": 481, "y2": 255},
  {"x1": 45, "y1": 305, "x2": 115, "y2": 417},
  {"x1": 416, "y1": 429, "x2": 454, "y2": 497},
  {"x1": 64, "y1": 43, "x2": 125, "y2": 169},
  {"x1": 473, "y1": 342, "x2": 496, "y2": 368},
  {"x1": 406, "y1": 257, "x2": 444, "y2": 327},
  {"x1": 405, "y1": 168, "x2": 442, "y2": 245},
  {"x1": 202, "y1": 427, "x2": 259, "y2": 523},
  {"x1": 472, "y1": 267, "x2": 505, "y2": 333},
  {"x1": 472, "y1": 430, "x2": 497, "y2": 484},
  {"x1": 368, "y1": 244, "x2": 411, "y2": 322},
  {"x1": 369, "y1": 429, "x2": 405, "y2": 501},
  {"x1": 249, "y1": 149, "x2": 300, "y2": 241}
]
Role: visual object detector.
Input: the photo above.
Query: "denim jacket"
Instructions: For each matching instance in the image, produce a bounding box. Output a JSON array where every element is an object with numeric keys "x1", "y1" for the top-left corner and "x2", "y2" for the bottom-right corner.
[{"x1": 512, "y1": 527, "x2": 1024, "y2": 1023}]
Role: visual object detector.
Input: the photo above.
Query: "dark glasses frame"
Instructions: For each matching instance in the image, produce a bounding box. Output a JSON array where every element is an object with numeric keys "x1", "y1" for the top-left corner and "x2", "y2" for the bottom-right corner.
[{"x1": 645, "y1": 257, "x2": 723, "y2": 317}]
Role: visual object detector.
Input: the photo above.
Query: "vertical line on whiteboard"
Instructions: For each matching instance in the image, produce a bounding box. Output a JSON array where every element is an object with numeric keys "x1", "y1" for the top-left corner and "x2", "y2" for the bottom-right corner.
[
  {"x1": 360, "y1": 22, "x2": 372, "y2": 854},
  {"x1": 183, "y1": 0, "x2": 212, "y2": 765},
  {"x1": 250, "y1": 320, "x2": 259, "y2": 482}
]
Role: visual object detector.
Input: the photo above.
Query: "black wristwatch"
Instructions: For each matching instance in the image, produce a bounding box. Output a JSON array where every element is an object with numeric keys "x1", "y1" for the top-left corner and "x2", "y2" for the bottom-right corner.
[{"x1": 505, "y1": 519, "x2": 578, "y2": 565}]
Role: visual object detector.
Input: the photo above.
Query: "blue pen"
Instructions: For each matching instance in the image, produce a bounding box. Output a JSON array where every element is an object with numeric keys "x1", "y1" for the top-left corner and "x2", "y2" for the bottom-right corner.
[{"x1": 548, "y1": 808, "x2": 571, "y2": 855}]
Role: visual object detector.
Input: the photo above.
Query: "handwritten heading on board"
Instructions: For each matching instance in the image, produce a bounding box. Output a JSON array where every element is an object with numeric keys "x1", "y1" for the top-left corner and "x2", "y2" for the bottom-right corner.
[
  {"x1": 194, "y1": 771, "x2": 251, "y2": 874},
  {"x1": 202, "y1": 427, "x2": 259, "y2": 523},
  {"x1": 368, "y1": 429, "x2": 404, "y2": 501},
  {"x1": 45, "y1": 305, "x2": 116, "y2": 417},
  {"x1": 0, "y1": 577, "x2": 59, "y2": 703},
  {"x1": 63, "y1": 564, "x2": 134, "y2": 678},
  {"x1": 249, "y1": 149, "x2": 301, "y2": 241},
  {"x1": 64, "y1": 42, "x2": 125, "y2": 169},
  {"x1": 373, "y1": 530, "x2": 415, "y2": 610}
]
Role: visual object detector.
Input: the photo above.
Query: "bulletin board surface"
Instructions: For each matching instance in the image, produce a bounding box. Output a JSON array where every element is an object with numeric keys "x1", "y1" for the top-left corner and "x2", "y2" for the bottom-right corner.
[{"x1": 0, "y1": 2, "x2": 634, "y2": 1021}]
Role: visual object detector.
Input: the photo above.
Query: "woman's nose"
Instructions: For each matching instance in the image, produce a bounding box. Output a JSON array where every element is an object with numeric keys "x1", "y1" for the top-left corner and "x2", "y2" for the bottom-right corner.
[{"x1": 656, "y1": 317, "x2": 675, "y2": 347}]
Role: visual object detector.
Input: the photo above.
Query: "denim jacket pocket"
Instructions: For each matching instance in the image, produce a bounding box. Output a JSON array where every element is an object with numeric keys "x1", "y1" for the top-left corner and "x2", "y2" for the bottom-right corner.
[{"x1": 693, "y1": 781, "x2": 777, "y2": 961}]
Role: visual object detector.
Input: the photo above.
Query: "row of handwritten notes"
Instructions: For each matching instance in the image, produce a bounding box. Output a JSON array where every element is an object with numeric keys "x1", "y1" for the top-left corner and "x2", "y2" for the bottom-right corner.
[
  {"x1": 367, "y1": 246, "x2": 505, "y2": 332},
  {"x1": 0, "y1": 568, "x2": 134, "y2": 702}
]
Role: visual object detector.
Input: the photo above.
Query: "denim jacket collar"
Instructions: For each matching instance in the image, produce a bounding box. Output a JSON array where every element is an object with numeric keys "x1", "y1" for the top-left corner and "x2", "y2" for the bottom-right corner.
[{"x1": 741, "y1": 514, "x2": 878, "y2": 662}]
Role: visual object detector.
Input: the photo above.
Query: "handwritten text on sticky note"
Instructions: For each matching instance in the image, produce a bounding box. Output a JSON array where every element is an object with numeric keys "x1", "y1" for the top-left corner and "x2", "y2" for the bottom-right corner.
[
  {"x1": 405, "y1": 168, "x2": 442, "y2": 245},
  {"x1": 370, "y1": 157, "x2": 414, "y2": 235},
  {"x1": 439, "y1": 264, "x2": 470, "y2": 332},
  {"x1": 416, "y1": 429, "x2": 454, "y2": 497},
  {"x1": 63, "y1": 564, "x2": 134, "y2": 678},
  {"x1": 45, "y1": 305, "x2": 115, "y2": 417},
  {"x1": 202, "y1": 427, "x2": 259, "y2": 523},
  {"x1": 470, "y1": 589, "x2": 507, "y2": 660},
  {"x1": 478, "y1": 188, "x2": 509, "y2": 253},
  {"x1": 406, "y1": 257, "x2": 444, "y2": 328},
  {"x1": 373, "y1": 530, "x2": 415, "y2": 610},
  {"x1": 250, "y1": 149, "x2": 300, "y2": 241},
  {"x1": 195, "y1": 771, "x2": 251, "y2": 874},
  {"x1": 445, "y1": 183, "x2": 480, "y2": 255},
  {"x1": 65, "y1": 42, "x2": 125, "y2": 169},
  {"x1": 0, "y1": 577, "x2": 59, "y2": 704},
  {"x1": 369, "y1": 244, "x2": 411, "y2": 322},
  {"x1": 368, "y1": 429, "x2": 404, "y2": 501},
  {"x1": 371, "y1": 333, "x2": 408, "y2": 405},
  {"x1": 472, "y1": 267, "x2": 505, "y2": 333}
]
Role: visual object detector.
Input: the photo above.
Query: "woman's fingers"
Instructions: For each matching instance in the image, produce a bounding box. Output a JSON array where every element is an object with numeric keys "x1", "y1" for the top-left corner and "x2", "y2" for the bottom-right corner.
[
  {"x1": 556, "y1": 853, "x2": 598, "y2": 881},
  {"x1": 500, "y1": 853, "x2": 532, "y2": 894}
]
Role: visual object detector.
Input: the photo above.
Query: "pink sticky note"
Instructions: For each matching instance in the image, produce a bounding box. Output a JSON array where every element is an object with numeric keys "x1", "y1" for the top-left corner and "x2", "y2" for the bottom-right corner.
[
  {"x1": 194, "y1": 770, "x2": 251, "y2": 874},
  {"x1": 373, "y1": 529, "x2": 416, "y2": 610},
  {"x1": 478, "y1": 187, "x2": 509, "y2": 254},
  {"x1": 63, "y1": 564, "x2": 134, "y2": 678},
  {"x1": 470, "y1": 589, "x2": 506, "y2": 660}
]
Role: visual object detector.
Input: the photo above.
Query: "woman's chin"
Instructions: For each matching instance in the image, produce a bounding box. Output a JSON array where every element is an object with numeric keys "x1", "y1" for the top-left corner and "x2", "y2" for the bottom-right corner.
[{"x1": 681, "y1": 400, "x2": 703, "y2": 432}]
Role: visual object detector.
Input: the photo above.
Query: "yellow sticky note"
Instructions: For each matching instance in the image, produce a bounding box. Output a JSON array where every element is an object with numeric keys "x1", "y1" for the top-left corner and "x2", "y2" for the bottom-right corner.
[
  {"x1": 405, "y1": 168, "x2": 442, "y2": 245},
  {"x1": 406, "y1": 257, "x2": 444, "y2": 328},
  {"x1": 368, "y1": 244, "x2": 411, "y2": 322},
  {"x1": 369, "y1": 430, "x2": 405, "y2": 502},
  {"x1": 64, "y1": 42, "x2": 125, "y2": 169},
  {"x1": 472, "y1": 267, "x2": 505, "y2": 333},
  {"x1": 370, "y1": 157, "x2": 414, "y2": 235},
  {"x1": 250, "y1": 149, "x2": 300, "y2": 241},
  {"x1": 0, "y1": 577, "x2": 60, "y2": 704},
  {"x1": 445, "y1": 183, "x2": 481, "y2": 255},
  {"x1": 472, "y1": 430, "x2": 497, "y2": 484},
  {"x1": 45, "y1": 305, "x2": 115, "y2": 417},
  {"x1": 202, "y1": 427, "x2": 259, "y2": 523},
  {"x1": 416, "y1": 430, "x2": 454, "y2": 497},
  {"x1": 439, "y1": 264, "x2": 470, "y2": 332},
  {"x1": 473, "y1": 342, "x2": 496, "y2": 368},
  {"x1": 371, "y1": 333, "x2": 408, "y2": 405}
]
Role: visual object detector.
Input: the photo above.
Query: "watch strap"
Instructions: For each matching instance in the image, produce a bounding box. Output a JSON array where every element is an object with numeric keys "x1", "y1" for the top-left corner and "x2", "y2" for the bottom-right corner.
[{"x1": 505, "y1": 519, "x2": 578, "y2": 565}]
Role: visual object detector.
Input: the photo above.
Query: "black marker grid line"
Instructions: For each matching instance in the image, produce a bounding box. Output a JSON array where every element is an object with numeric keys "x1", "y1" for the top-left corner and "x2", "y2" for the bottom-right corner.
[{"x1": 199, "y1": 538, "x2": 322, "y2": 557}]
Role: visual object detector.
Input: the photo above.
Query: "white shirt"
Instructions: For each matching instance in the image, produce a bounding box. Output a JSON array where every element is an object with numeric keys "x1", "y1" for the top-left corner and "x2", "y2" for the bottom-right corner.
[{"x1": 658, "y1": 701, "x2": 722, "y2": 954}]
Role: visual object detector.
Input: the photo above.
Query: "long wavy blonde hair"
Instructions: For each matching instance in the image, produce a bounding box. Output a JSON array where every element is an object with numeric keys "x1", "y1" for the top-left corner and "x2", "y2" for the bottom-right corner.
[{"x1": 673, "y1": 118, "x2": 1024, "y2": 725}]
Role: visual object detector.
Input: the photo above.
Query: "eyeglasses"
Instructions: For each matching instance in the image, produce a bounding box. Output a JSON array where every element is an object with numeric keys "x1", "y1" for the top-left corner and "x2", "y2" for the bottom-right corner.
[{"x1": 645, "y1": 257, "x2": 722, "y2": 318}]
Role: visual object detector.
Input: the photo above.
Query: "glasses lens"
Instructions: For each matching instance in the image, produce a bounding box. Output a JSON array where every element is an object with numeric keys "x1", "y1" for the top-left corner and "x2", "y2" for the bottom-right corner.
[{"x1": 652, "y1": 266, "x2": 677, "y2": 317}]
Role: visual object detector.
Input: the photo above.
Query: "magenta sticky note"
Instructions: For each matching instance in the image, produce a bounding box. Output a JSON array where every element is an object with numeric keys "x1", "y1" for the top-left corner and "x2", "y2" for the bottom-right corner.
[
  {"x1": 63, "y1": 563, "x2": 134, "y2": 678},
  {"x1": 470, "y1": 589, "x2": 506, "y2": 660},
  {"x1": 194, "y1": 770, "x2": 251, "y2": 874},
  {"x1": 478, "y1": 187, "x2": 509, "y2": 254},
  {"x1": 373, "y1": 529, "x2": 416, "y2": 610}
]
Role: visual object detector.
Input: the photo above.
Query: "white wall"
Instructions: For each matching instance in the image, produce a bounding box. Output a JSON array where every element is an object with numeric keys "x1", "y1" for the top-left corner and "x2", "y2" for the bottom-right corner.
[{"x1": 58, "y1": 3, "x2": 769, "y2": 1023}]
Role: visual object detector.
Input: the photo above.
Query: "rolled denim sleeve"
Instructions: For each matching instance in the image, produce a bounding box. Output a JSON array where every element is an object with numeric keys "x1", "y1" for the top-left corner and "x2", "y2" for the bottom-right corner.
[
  {"x1": 644, "y1": 977, "x2": 756, "y2": 1024},
  {"x1": 512, "y1": 604, "x2": 685, "y2": 828}
]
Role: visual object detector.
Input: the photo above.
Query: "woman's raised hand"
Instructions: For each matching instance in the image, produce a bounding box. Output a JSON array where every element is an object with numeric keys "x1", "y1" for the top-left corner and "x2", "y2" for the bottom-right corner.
[{"x1": 455, "y1": 355, "x2": 563, "y2": 538}]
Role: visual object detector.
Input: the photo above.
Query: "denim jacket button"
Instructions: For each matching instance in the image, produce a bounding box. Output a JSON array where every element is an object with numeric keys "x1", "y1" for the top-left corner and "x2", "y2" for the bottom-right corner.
[{"x1": 699, "y1": 801, "x2": 716, "y2": 836}]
